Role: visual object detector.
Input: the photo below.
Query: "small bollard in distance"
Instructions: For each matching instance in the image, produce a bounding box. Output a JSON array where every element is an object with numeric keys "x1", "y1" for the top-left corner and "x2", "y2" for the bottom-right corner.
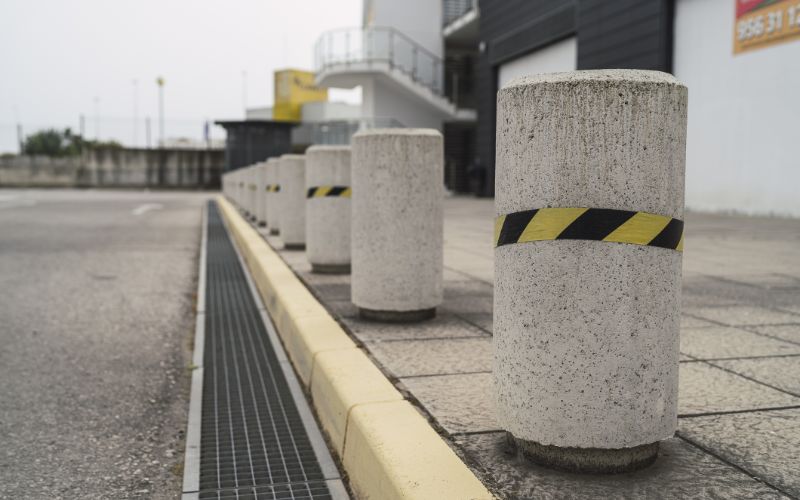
[
  {"x1": 351, "y1": 129, "x2": 443, "y2": 322},
  {"x1": 255, "y1": 161, "x2": 268, "y2": 226},
  {"x1": 493, "y1": 70, "x2": 688, "y2": 473},
  {"x1": 265, "y1": 158, "x2": 281, "y2": 235},
  {"x1": 278, "y1": 154, "x2": 306, "y2": 250},
  {"x1": 305, "y1": 145, "x2": 352, "y2": 274}
]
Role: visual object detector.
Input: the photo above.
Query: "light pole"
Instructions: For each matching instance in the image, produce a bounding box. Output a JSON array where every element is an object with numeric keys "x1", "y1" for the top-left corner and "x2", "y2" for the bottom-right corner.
[
  {"x1": 242, "y1": 70, "x2": 248, "y2": 112},
  {"x1": 93, "y1": 96, "x2": 100, "y2": 140},
  {"x1": 156, "y1": 76, "x2": 165, "y2": 148},
  {"x1": 132, "y1": 78, "x2": 139, "y2": 147}
]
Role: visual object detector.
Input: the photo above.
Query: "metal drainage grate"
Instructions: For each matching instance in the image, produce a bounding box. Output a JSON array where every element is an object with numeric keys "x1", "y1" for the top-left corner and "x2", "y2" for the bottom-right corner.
[{"x1": 199, "y1": 202, "x2": 332, "y2": 500}]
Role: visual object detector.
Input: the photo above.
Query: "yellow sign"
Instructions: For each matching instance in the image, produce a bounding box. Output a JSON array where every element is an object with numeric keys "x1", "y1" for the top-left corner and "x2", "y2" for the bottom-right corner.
[
  {"x1": 273, "y1": 69, "x2": 328, "y2": 122},
  {"x1": 734, "y1": 0, "x2": 800, "y2": 54}
]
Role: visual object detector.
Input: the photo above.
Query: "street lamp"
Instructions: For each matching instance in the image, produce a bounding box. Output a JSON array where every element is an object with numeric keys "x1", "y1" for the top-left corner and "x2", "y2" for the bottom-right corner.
[{"x1": 156, "y1": 76, "x2": 165, "y2": 148}]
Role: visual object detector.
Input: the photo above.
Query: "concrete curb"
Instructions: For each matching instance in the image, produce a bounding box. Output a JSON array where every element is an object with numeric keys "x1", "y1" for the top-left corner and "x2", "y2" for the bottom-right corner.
[{"x1": 216, "y1": 196, "x2": 493, "y2": 500}]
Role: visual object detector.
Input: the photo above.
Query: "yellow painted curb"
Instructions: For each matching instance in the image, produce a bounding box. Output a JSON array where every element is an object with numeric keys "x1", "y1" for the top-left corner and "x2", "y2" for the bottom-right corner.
[
  {"x1": 344, "y1": 400, "x2": 493, "y2": 500},
  {"x1": 216, "y1": 196, "x2": 494, "y2": 500}
]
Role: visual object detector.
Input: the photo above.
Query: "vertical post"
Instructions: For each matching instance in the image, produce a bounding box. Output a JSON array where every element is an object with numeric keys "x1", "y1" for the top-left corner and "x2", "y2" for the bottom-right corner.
[
  {"x1": 156, "y1": 76, "x2": 165, "y2": 148},
  {"x1": 493, "y1": 70, "x2": 688, "y2": 473},
  {"x1": 145, "y1": 117, "x2": 152, "y2": 149},
  {"x1": 277, "y1": 154, "x2": 307, "y2": 250},
  {"x1": 265, "y1": 157, "x2": 281, "y2": 235},
  {"x1": 16, "y1": 124, "x2": 23, "y2": 154},
  {"x1": 351, "y1": 129, "x2": 444, "y2": 322},
  {"x1": 133, "y1": 78, "x2": 139, "y2": 147}
]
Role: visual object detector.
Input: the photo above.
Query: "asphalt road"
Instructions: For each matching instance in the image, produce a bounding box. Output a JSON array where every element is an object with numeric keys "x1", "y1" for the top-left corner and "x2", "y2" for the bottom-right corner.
[{"x1": 0, "y1": 189, "x2": 210, "y2": 499}]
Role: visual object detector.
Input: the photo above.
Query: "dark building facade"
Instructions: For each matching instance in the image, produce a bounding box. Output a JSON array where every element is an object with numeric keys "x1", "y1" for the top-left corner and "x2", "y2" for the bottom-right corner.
[
  {"x1": 471, "y1": 0, "x2": 674, "y2": 196},
  {"x1": 215, "y1": 120, "x2": 295, "y2": 172}
]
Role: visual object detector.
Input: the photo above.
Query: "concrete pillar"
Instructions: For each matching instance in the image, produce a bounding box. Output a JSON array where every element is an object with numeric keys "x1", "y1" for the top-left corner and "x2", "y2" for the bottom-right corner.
[
  {"x1": 247, "y1": 165, "x2": 258, "y2": 220},
  {"x1": 351, "y1": 129, "x2": 443, "y2": 322},
  {"x1": 265, "y1": 158, "x2": 281, "y2": 234},
  {"x1": 305, "y1": 145, "x2": 351, "y2": 274},
  {"x1": 255, "y1": 161, "x2": 268, "y2": 226},
  {"x1": 278, "y1": 154, "x2": 306, "y2": 249},
  {"x1": 493, "y1": 70, "x2": 687, "y2": 473}
]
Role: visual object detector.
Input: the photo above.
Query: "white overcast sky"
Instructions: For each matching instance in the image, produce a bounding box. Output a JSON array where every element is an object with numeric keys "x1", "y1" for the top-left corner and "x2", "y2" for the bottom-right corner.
[{"x1": 0, "y1": 0, "x2": 361, "y2": 151}]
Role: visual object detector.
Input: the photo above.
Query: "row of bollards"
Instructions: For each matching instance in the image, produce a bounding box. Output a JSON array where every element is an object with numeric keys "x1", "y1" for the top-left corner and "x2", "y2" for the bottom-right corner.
[{"x1": 221, "y1": 70, "x2": 688, "y2": 476}]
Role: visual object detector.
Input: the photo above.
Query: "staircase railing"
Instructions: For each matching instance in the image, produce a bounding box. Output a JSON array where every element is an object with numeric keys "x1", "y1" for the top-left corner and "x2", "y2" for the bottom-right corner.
[{"x1": 314, "y1": 27, "x2": 444, "y2": 96}]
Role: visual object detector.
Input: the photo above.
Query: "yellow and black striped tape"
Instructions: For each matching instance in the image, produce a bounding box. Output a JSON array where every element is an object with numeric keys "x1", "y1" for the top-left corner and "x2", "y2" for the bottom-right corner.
[
  {"x1": 494, "y1": 207, "x2": 683, "y2": 252},
  {"x1": 306, "y1": 186, "x2": 351, "y2": 199},
  {"x1": 265, "y1": 184, "x2": 281, "y2": 192}
]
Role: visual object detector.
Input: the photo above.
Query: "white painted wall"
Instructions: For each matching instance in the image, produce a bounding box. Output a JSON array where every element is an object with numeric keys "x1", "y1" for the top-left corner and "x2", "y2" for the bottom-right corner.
[
  {"x1": 674, "y1": 0, "x2": 800, "y2": 216},
  {"x1": 361, "y1": 78, "x2": 442, "y2": 129},
  {"x1": 498, "y1": 37, "x2": 577, "y2": 89},
  {"x1": 363, "y1": 0, "x2": 443, "y2": 57}
]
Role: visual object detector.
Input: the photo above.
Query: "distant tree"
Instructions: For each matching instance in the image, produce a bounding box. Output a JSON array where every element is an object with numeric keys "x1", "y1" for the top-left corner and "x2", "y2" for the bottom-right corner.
[{"x1": 22, "y1": 128, "x2": 121, "y2": 157}]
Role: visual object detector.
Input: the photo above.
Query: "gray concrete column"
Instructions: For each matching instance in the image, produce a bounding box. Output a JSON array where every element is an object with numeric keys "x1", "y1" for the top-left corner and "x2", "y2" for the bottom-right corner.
[
  {"x1": 265, "y1": 158, "x2": 281, "y2": 234},
  {"x1": 305, "y1": 145, "x2": 352, "y2": 274},
  {"x1": 255, "y1": 161, "x2": 268, "y2": 226},
  {"x1": 277, "y1": 154, "x2": 306, "y2": 249},
  {"x1": 351, "y1": 129, "x2": 443, "y2": 322},
  {"x1": 494, "y1": 70, "x2": 687, "y2": 473}
]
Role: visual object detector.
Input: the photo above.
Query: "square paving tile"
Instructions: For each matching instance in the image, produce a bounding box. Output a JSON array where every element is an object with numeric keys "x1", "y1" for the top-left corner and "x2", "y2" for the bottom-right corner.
[
  {"x1": 748, "y1": 324, "x2": 800, "y2": 345},
  {"x1": 680, "y1": 315, "x2": 717, "y2": 329},
  {"x1": 440, "y1": 295, "x2": 494, "y2": 315},
  {"x1": 680, "y1": 326, "x2": 800, "y2": 360},
  {"x1": 364, "y1": 337, "x2": 492, "y2": 377},
  {"x1": 689, "y1": 306, "x2": 800, "y2": 326},
  {"x1": 679, "y1": 409, "x2": 800, "y2": 497},
  {"x1": 678, "y1": 362, "x2": 800, "y2": 415},
  {"x1": 343, "y1": 313, "x2": 488, "y2": 342},
  {"x1": 714, "y1": 357, "x2": 800, "y2": 396},
  {"x1": 453, "y1": 434, "x2": 787, "y2": 499},
  {"x1": 401, "y1": 372, "x2": 498, "y2": 434},
  {"x1": 458, "y1": 313, "x2": 493, "y2": 334}
]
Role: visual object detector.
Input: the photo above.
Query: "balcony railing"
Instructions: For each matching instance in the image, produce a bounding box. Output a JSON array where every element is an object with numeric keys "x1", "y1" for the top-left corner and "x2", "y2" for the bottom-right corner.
[{"x1": 314, "y1": 27, "x2": 444, "y2": 96}]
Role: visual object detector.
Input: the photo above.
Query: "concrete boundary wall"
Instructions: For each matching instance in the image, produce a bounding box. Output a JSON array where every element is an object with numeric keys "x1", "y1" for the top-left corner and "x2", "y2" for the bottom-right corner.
[{"x1": 0, "y1": 147, "x2": 223, "y2": 188}]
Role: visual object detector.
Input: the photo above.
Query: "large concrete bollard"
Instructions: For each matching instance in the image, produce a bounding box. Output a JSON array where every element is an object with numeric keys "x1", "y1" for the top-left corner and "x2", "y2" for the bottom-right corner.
[
  {"x1": 255, "y1": 161, "x2": 268, "y2": 226},
  {"x1": 493, "y1": 70, "x2": 687, "y2": 473},
  {"x1": 305, "y1": 145, "x2": 352, "y2": 274},
  {"x1": 351, "y1": 129, "x2": 443, "y2": 322},
  {"x1": 265, "y1": 158, "x2": 281, "y2": 234},
  {"x1": 277, "y1": 154, "x2": 306, "y2": 249}
]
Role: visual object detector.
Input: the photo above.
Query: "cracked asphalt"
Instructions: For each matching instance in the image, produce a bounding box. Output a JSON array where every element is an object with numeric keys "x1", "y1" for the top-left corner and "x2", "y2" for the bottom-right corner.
[{"x1": 0, "y1": 189, "x2": 209, "y2": 499}]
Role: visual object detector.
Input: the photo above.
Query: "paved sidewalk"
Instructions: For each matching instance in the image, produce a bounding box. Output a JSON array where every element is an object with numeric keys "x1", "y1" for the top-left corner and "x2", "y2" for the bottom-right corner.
[{"x1": 262, "y1": 197, "x2": 800, "y2": 499}]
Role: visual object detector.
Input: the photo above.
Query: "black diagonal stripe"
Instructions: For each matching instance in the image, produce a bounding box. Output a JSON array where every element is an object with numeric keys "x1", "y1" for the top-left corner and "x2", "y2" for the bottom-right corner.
[
  {"x1": 648, "y1": 218, "x2": 684, "y2": 249},
  {"x1": 496, "y1": 209, "x2": 538, "y2": 247},
  {"x1": 306, "y1": 187, "x2": 318, "y2": 198},
  {"x1": 557, "y1": 208, "x2": 637, "y2": 241},
  {"x1": 327, "y1": 186, "x2": 348, "y2": 197}
]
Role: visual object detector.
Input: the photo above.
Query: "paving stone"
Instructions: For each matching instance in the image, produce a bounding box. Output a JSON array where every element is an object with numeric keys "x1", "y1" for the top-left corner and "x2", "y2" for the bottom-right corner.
[
  {"x1": 343, "y1": 313, "x2": 488, "y2": 342},
  {"x1": 365, "y1": 337, "x2": 492, "y2": 377},
  {"x1": 680, "y1": 315, "x2": 716, "y2": 329},
  {"x1": 679, "y1": 409, "x2": 800, "y2": 498},
  {"x1": 443, "y1": 279, "x2": 494, "y2": 297},
  {"x1": 714, "y1": 357, "x2": 800, "y2": 396},
  {"x1": 678, "y1": 363, "x2": 800, "y2": 415},
  {"x1": 748, "y1": 324, "x2": 800, "y2": 345},
  {"x1": 306, "y1": 282, "x2": 351, "y2": 301},
  {"x1": 324, "y1": 299, "x2": 359, "y2": 319},
  {"x1": 689, "y1": 306, "x2": 800, "y2": 326},
  {"x1": 680, "y1": 326, "x2": 800, "y2": 360},
  {"x1": 401, "y1": 372, "x2": 498, "y2": 434},
  {"x1": 458, "y1": 313, "x2": 493, "y2": 334},
  {"x1": 453, "y1": 433, "x2": 788, "y2": 499},
  {"x1": 440, "y1": 295, "x2": 493, "y2": 315}
]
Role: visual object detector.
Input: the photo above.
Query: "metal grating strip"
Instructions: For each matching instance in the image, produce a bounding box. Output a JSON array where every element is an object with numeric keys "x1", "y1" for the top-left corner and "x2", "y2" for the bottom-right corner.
[{"x1": 199, "y1": 202, "x2": 332, "y2": 500}]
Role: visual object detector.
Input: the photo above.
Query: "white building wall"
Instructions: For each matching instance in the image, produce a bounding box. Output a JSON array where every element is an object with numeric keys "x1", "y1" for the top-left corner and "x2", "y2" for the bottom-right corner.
[
  {"x1": 497, "y1": 37, "x2": 577, "y2": 89},
  {"x1": 674, "y1": 0, "x2": 800, "y2": 216},
  {"x1": 363, "y1": 0, "x2": 443, "y2": 58}
]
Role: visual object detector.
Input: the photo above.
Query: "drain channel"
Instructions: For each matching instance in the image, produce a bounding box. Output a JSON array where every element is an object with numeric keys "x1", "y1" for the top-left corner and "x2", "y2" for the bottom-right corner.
[{"x1": 197, "y1": 202, "x2": 336, "y2": 499}]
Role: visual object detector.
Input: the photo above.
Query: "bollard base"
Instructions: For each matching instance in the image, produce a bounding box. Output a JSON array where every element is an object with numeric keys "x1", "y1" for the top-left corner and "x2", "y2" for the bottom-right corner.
[
  {"x1": 311, "y1": 263, "x2": 351, "y2": 275},
  {"x1": 257, "y1": 221, "x2": 266, "y2": 227},
  {"x1": 507, "y1": 433, "x2": 659, "y2": 474},
  {"x1": 358, "y1": 307, "x2": 436, "y2": 323},
  {"x1": 284, "y1": 243, "x2": 306, "y2": 251},
  {"x1": 269, "y1": 228, "x2": 279, "y2": 235}
]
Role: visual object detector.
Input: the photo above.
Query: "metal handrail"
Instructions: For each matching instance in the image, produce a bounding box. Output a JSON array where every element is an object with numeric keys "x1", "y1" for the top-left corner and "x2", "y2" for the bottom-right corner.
[
  {"x1": 314, "y1": 26, "x2": 444, "y2": 96},
  {"x1": 443, "y1": 0, "x2": 478, "y2": 27}
]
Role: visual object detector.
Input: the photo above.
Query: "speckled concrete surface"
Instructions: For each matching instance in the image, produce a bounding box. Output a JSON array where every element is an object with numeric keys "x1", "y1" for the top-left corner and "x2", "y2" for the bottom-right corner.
[
  {"x1": 265, "y1": 157, "x2": 280, "y2": 231},
  {"x1": 305, "y1": 145, "x2": 351, "y2": 270},
  {"x1": 0, "y1": 189, "x2": 206, "y2": 499},
  {"x1": 278, "y1": 154, "x2": 306, "y2": 247},
  {"x1": 494, "y1": 70, "x2": 687, "y2": 452},
  {"x1": 680, "y1": 326, "x2": 800, "y2": 359},
  {"x1": 351, "y1": 129, "x2": 443, "y2": 314},
  {"x1": 257, "y1": 197, "x2": 800, "y2": 498}
]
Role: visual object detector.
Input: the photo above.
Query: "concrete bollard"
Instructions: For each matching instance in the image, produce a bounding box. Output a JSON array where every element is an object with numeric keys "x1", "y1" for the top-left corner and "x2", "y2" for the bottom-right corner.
[
  {"x1": 247, "y1": 165, "x2": 258, "y2": 221},
  {"x1": 277, "y1": 154, "x2": 306, "y2": 249},
  {"x1": 351, "y1": 129, "x2": 443, "y2": 322},
  {"x1": 265, "y1": 158, "x2": 281, "y2": 235},
  {"x1": 255, "y1": 161, "x2": 268, "y2": 226},
  {"x1": 305, "y1": 145, "x2": 352, "y2": 274},
  {"x1": 493, "y1": 70, "x2": 687, "y2": 473}
]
